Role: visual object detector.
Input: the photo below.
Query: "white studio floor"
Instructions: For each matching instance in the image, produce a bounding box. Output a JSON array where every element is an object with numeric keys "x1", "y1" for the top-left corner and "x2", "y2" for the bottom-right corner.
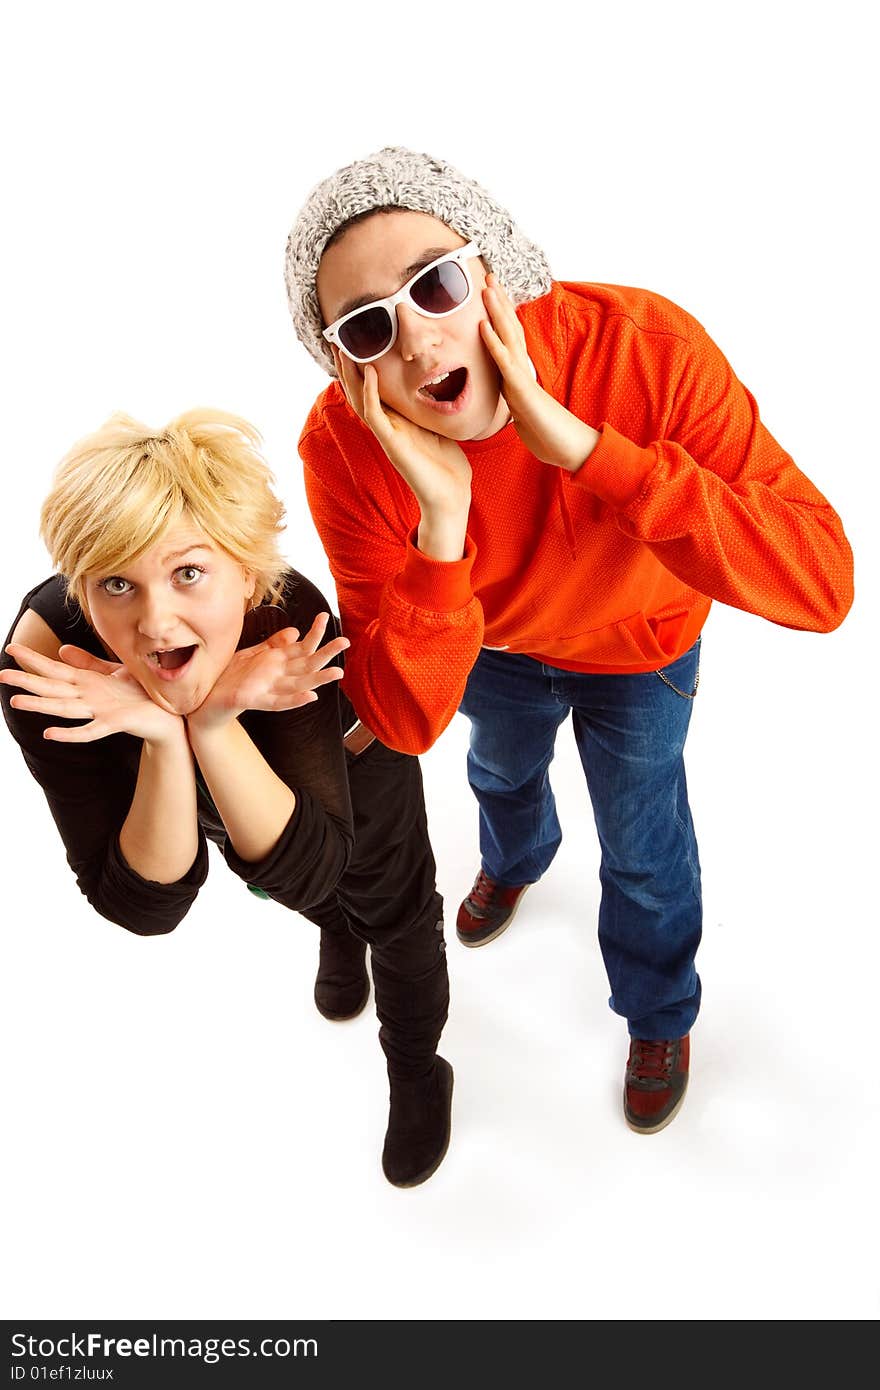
[{"x1": 1, "y1": 603, "x2": 876, "y2": 1322}]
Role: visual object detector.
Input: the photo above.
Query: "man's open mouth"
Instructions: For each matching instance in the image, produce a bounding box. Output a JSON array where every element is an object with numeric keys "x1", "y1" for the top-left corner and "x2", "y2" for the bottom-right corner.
[
  {"x1": 149, "y1": 645, "x2": 196, "y2": 672},
  {"x1": 418, "y1": 367, "x2": 468, "y2": 404}
]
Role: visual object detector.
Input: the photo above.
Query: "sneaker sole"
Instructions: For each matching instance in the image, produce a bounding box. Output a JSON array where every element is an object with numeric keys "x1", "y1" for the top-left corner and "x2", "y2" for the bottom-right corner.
[
  {"x1": 455, "y1": 884, "x2": 531, "y2": 949},
  {"x1": 624, "y1": 1076, "x2": 689, "y2": 1135}
]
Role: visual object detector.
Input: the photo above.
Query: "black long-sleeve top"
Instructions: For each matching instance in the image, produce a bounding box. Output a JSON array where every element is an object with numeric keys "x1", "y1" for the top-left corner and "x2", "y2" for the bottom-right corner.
[{"x1": 1, "y1": 571, "x2": 355, "y2": 936}]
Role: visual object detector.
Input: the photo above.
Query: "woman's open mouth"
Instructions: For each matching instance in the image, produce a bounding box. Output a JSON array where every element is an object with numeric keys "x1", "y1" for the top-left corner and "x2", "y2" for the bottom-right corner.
[
  {"x1": 147, "y1": 645, "x2": 197, "y2": 680},
  {"x1": 417, "y1": 366, "x2": 469, "y2": 412}
]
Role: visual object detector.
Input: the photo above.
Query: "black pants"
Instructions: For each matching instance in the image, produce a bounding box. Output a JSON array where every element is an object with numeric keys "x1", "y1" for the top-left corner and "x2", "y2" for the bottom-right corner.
[{"x1": 302, "y1": 739, "x2": 449, "y2": 1080}]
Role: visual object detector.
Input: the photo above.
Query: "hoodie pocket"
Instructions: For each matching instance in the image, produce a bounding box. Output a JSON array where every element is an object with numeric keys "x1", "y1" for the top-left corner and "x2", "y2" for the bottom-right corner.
[
  {"x1": 506, "y1": 608, "x2": 693, "y2": 666},
  {"x1": 622, "y1": 609, "x2": 691, "y2": 662}
]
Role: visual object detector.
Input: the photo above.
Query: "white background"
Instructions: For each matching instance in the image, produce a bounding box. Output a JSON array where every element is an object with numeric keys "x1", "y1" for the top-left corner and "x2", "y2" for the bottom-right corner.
[{"x1": 1, "y1": 0, "x2": 877, "y2": 1322}]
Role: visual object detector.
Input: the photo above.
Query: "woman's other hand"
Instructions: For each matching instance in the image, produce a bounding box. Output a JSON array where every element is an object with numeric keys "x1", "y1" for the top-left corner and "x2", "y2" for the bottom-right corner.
[{"x1": 185, "y1": 612, "x2": 349, "y2": 734}]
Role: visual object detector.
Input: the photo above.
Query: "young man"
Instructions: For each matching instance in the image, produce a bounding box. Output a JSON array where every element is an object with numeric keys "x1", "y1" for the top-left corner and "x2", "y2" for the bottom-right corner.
[{"x1": 284, "y1": 147, "x2": 853, "y2": 1135}]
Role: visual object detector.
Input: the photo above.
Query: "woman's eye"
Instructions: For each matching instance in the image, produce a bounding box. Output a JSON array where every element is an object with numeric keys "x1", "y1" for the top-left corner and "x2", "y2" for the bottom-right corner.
[
  {"x1": 100, "y1": 576, "x2": 133, "y2": 596},
  {"x1": 175, "y1": 565, "x2": 205, "y2": 586}
]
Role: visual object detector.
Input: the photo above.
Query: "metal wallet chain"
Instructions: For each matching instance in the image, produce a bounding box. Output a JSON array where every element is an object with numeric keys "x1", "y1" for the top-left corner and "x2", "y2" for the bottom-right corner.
[{"x1": 655, "y1": 644, "x2": 701, "y2": 700}]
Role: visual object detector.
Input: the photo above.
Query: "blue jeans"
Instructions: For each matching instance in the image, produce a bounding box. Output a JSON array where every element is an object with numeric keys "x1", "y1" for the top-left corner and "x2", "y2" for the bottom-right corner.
[{"x1": 459, "y1": 641, "x2": 703, "y2": 1039}]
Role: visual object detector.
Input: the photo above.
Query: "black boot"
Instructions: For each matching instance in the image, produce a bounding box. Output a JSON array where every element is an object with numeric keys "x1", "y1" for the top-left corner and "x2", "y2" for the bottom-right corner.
[
  {"x1": 314, "y1": 927, "x2": 370, "y2": 1021},
  {"x1": 382, "y1": 1056, "x2": 454, "y2": 1188},
  {"x1": 367, "y1": 895, "x2": 452, "y2": 1187}
]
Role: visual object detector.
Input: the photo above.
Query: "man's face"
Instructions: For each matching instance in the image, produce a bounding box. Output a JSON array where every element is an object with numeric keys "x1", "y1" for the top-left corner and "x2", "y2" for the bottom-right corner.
[{"x1": 316, "y1": 209, "x2": 511, "y2": 442}]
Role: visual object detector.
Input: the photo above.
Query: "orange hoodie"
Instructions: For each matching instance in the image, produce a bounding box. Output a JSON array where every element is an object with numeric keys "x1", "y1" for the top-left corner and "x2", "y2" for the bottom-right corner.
[{"x1": 300, "y1": 282, "x2": 853, "y2": 754}]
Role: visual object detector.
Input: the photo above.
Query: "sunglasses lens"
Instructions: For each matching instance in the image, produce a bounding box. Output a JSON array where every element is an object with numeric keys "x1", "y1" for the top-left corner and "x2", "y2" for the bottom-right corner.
[
  {"x1": 410, "y1": 260, "x2": 470, "y2": 315},
  {"x1": 338, "y1": 306, "x2": 394, "y2": 361}
]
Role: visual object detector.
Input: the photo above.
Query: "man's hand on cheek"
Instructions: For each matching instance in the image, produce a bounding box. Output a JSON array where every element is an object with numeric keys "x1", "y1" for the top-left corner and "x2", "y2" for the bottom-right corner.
[
  {"x1": 336, "y1": 351, "x2": 471, "y2": 564},
  {"x1": 480, "y1": 274, "x2": 600, "y2": 474},
  {"x1": 335, "y1": 346, "x2": 368, "y2": 422}
]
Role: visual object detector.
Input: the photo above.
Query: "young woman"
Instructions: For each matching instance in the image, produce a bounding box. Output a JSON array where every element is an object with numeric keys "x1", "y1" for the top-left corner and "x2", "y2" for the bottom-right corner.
[{"x1": 0, "y1": 408, "x2": 452, "y2": 1186}]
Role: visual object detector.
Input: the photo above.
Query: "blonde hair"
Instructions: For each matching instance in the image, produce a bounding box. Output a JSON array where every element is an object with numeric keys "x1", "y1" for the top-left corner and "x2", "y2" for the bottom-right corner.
[{"x1": 40, "y1": 409, "x2": 290, "y2": 618}]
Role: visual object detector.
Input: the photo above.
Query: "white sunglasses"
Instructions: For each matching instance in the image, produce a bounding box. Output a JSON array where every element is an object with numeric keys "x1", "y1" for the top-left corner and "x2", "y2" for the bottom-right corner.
[{"x1": 322, "y1": 241, "x2": 482, "y2": 364}]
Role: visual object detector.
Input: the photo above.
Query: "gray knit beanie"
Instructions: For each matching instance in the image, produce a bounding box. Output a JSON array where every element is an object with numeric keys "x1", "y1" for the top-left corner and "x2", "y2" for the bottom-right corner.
[{"x1": 285, "y1": 146, "x2": 553, "y2": 377}]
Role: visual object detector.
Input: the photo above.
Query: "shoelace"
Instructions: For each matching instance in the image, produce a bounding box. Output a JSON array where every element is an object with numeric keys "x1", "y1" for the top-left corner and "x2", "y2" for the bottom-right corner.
[
  {"x1": 467, "y1": 870, "x2": 498, "y2": 913},
  {"x1": 628, "y1": 1039, "x2": 675, "y2": 1082}
]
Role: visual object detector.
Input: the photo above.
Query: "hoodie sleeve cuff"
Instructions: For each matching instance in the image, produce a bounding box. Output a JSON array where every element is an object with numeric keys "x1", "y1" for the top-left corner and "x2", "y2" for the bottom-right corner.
[
  {"x1": 391, "y1": 529, "x2": 478, "y2": 612},
  {"x1": 568, "y1": 422, "x2": 658, "y2": 511}
]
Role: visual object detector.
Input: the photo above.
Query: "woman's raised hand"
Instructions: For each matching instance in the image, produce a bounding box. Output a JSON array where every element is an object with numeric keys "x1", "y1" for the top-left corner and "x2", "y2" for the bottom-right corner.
[
  {"x1": 0, "y1": 642, "x2": 183, "y2": 744},
  {"x1": 185, "y1": 612, "x2": 349, "y2": 733}
]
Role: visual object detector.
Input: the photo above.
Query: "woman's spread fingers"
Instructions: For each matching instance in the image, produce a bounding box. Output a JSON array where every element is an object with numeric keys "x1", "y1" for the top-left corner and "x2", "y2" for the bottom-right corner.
[
  {"x1": 0, "y1": 669, "x2": 77, "y2": 697},
  {"x1": 4, "y1": 642, "x2": 67, "y2": 677},
  {"x1": 281, "y1": 666, "x2": 344, "y2": 699},
  {"x1": 267, "y1": 627, "x2": 300, "y2": 648},
  {"x1": 44, "y1": 721, "x2": 102, "y2": 743},
  {"x1": 296, "y1": 612, "x2": 331, "y2": 654},
  {"x1": 0, "y1": 667, "x2": 80, "y2": 695},
  {"x1": 281, "y1": 618, "x2": 347, "y2": 663},
  {"x1": 282, "y1": 644, "x2": 347, "y2": 682},
  {"x1": 11, "y1": 693, "x2": 92, "y2": 718},
  {"x1": 57, "y1": 644, "x2": 120, "y2": 673},
  {"x1": 292, "y1": 643, "x2": 348, "y2": 674},
  {"x1": 317, "y1": 636, "x2": 349, "y2": 663},
  {"x1": 0, "y1": 668, "x2": 29, "y2": 690}
]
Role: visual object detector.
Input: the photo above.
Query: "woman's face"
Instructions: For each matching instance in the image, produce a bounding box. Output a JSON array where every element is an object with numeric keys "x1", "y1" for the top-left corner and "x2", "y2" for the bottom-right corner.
[
  {"x1": 85, "y1": 517, "x2": 256, "y2": 716},
  {"x1": 316, "y1": 209, "x2": 511, "y2": 442}
]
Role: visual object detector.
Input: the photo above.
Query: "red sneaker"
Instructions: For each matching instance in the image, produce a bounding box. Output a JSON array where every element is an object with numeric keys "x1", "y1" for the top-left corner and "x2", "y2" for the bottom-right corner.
[
  {"x1": 455, "y1": 869, "x2": 530, "y2": 948},
  {"x1": 624, "y1": 1035, "x2": 690, "y2": 1134}
]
